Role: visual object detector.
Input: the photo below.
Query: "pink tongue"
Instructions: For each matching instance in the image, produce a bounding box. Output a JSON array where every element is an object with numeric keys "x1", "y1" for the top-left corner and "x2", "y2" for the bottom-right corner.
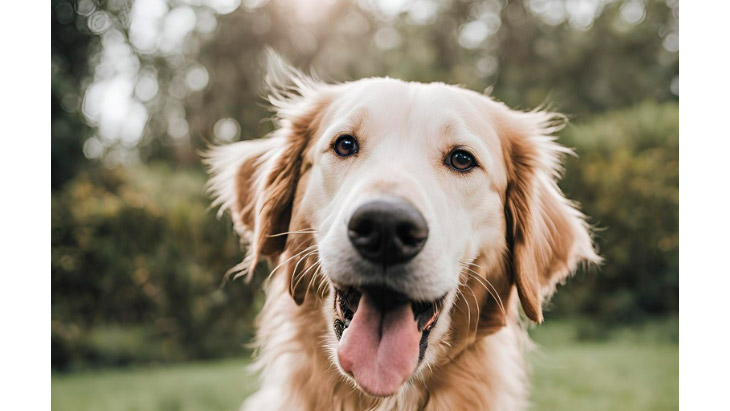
[{"x1": 337, "y1": 293, "x2": 421, "y2": 397}]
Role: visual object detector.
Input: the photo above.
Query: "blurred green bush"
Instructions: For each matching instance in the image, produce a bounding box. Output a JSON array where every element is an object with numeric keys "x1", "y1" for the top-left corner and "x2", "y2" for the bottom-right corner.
[
  {"x1": 51, "y1": 165, "x2": 265, "y2": 370},
  {"x1": 51, "y1": 101, "x2": 678, "y2": 369},
  {"x1": 549, "y1": 101, "x2": 679, "y2": 322}
]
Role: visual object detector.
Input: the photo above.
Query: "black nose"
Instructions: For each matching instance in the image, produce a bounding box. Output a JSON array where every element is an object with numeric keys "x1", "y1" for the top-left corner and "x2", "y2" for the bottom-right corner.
[{"x1": 347, "y1": 199, "x2": 429, "y2": 266}]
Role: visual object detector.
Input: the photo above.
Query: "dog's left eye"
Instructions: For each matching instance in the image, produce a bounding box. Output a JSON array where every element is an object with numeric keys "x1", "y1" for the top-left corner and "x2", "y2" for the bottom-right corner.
[
  {"x1": 333, "y1": 135, "x2": 359, "y2": 157},
  {"x1": 446, "y1": 149, "x2": 477, "y2": 172}
]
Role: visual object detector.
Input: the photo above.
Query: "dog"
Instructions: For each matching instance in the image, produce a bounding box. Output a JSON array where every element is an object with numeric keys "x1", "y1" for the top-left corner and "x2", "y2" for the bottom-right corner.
[{"x1": 205, "y1": 58, "x2": 599, "y2": 410}]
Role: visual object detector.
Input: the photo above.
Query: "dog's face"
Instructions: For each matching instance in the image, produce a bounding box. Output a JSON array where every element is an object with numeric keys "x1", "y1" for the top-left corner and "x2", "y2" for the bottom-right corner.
[
  {"x1": 207, "y1": 71, "x2": 598, "y2": 398},
  {"x1": 297, "y1": 79, "x2": 510, "y2": 396}
]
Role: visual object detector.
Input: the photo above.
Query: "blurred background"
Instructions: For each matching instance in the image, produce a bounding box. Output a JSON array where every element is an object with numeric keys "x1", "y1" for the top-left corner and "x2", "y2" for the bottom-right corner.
[{"x1": 51, "y1": 0, "x2": 678, "y2": 409}]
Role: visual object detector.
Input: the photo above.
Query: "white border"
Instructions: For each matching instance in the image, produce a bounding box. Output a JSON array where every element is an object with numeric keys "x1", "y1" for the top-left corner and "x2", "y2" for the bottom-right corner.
[
  {"x1": 0, "y1": 2, "x2": 50, "y2": 410},
  {"x1": 0, "y1": 1, "x2": 720, "y2": 410},
  {"x1": 681, "y1": 2, "x2": 730, "y2": 409}
]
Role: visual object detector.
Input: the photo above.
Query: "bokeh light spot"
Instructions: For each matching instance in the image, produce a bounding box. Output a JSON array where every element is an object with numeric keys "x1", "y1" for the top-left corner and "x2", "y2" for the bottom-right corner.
[
  {"x1": 55, "y1": 1, "x2": 76, "y2": 25},
  {"x1": 83, "y1": 137, "x2": 104, "y2": 159},
  {"x1": 476, "y1": 56, "x2": 499, "y2": 77},
  {"x1": 528, "y1": 0, "x2": 566, "y2": 26},
  {"x1": 168, "y1": 117, "x2": 190, "y2": 139},
  {"x1": 76, "y1": 0, "x2": 96, "y2": 17},
  {"x1": 196, "y1": 10, "x2": 218, "y2": 34},
  {"x1": 407, "y1": 0, "x2": 439, "y2": 25},
  {"x1": 185, "y1": 65, "x2": 210, "y2": 92},
  {"x1": 459, "y1": 21, "x2": 488, "y2": 49},
  {"x1": 670, "y1": 76, "x2": 679, "y2": 96},
  {"x1": 210, "y1": 0, "x2": 242, "y2": 15},
  {"x1": 374, "y1": 27, "x2": 401, "y2": 50},
  {"x1": 620, "y1": 0, "x2": 646, "y2": 25},
  {"x1": 214, "y1": 118, "x2": 241, "y2": 143},
  {"x1": 663, "y1": 33, "x2": 679, "y2": 53},
  {"x1": 135, "y1": 72, "x2": 159, "y2": 102},
  {"x1": 243, "y1": 0, "x2": 268, "y2": 10},
  {"x1": 88, "y1": 11, "x2": 112, "y2": 34}
]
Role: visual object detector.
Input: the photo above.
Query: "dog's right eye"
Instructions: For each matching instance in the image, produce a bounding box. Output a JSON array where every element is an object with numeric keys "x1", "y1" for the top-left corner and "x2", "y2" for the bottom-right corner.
[
  {"x1": 333, "y1": 135, "x2": 359, "y2": 157},
  {"x1": 445, "y1": 148, "x2": 477, "y2": 172}
]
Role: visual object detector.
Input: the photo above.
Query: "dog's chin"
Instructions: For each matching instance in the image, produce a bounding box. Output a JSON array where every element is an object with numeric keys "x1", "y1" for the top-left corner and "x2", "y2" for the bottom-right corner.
[{"x1": 332, "y1": 285, "x2": 445, "y2": 397}]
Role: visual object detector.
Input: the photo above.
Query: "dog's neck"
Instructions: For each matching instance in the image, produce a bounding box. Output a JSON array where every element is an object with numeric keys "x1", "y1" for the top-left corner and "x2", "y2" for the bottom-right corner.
[{"x1": 242, "y1": 272, "x2": 530, "y2": 411}]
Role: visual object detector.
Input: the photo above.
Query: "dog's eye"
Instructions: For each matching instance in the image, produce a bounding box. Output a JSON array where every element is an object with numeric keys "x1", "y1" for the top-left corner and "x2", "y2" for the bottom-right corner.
[
  {"x1": 446, "y1": 149, "x2": 477, "y2": 172},
  {"x1": 333, "y1": 135, "x2": 359, "y2": 157}
]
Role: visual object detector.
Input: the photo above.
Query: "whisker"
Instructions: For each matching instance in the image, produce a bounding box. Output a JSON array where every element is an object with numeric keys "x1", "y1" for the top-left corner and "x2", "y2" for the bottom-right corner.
[
  {"x1": 461, "y1": 259, "x2": 483, "y2": 269},
  {"x1": 459, "y1": 264, "x2": 507, "y2": 318},
  {"x1": 455, "y1": 285, "x2": 472, "y2": 334},
  {"x1": 473, "y1": 272, "x2": 507, "y2": 317},
  {"x1": 462, "y1": 269, "x2": 503, "y2": 314},
  {"x1": 303, "y1": 259, "x2": 323, "y2": 298},
  {"x1": 266, "y1": 228, "x2": 319, "y2": 238},
  {"x1": 315, "y1": 265, "x2": 329, "y2": 297},
  {"x1": 290, "y1": 249, "x2": 319, "y2": 294},
  {"x1": 466, "y1": 284, "x2": 483, "y2": 341},
  {"x1": 288, "y1": 250, "x2": 316, "y2": 285},
  {"x1": 457, "y1": 277, "x2": 481, "y2": 339},
  {"x1": 266, "y1": 244, "x2": 317, "y2": 281},
  {"x1": 455, "y1": 290, "x2": 472, "y2": 334}
]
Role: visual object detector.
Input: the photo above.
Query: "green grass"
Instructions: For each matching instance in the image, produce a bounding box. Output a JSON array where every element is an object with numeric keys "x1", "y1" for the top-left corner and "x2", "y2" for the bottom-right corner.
[
  {"x1": 52, "y1": 319, "x2": 678, "y2": 411},
  {"x1": 51, "y1": 359, "x2": 255, "y2": 411},
  {"x1": 528, "y1": 318, "x2": 678, "y2": 411}
]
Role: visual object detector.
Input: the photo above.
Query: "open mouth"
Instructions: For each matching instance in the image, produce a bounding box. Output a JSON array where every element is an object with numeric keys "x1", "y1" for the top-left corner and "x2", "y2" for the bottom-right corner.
[{"x1": 333, "y1": 285, "x2": 445, "y2": 397}]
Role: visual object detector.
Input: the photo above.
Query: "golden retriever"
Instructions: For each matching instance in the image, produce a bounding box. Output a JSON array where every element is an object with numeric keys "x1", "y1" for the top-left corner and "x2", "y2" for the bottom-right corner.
[{"x1": 205, "y1": 58, "x2": 599, "y2": 410}]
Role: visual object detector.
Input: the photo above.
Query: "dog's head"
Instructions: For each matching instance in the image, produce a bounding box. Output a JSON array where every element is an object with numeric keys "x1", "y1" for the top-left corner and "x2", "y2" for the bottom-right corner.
[{"x1": 206, "y1": 59, "x2": 598, "y2": 397}]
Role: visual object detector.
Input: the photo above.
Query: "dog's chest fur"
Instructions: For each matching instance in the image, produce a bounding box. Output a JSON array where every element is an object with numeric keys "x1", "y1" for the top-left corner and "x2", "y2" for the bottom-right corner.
[{"x1": 242, "y1": 274, "x2": 531, "y2": 411}]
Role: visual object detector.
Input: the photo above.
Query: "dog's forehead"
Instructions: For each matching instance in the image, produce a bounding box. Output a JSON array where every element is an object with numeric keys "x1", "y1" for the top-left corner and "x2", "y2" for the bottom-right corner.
[
  {"x1": 321, "y1": 78, "x2": 500, "y2": 148},
  {"x1": 336, "y1": 78, "x2": 479, "y2": 124}
]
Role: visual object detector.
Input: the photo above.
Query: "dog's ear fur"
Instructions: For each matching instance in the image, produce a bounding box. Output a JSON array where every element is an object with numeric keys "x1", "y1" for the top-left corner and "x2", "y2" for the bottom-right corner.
[
  {"x1": 500, "y1": 109, "x2": 600, "y2": 323},
  {"x1": 205, "y1": 53, "x2": 332, "y2": 291}
]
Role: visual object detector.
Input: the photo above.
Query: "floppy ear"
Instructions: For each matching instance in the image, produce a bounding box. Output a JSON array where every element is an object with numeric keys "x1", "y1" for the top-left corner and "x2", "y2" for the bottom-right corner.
[
  {"x1": 205, "y1": 55, "x2": 332, "y2": 302},
  {"x1": 205, "y1": 135, "x2": 291, "y2": 277},
  {"x1": 501, "y1": 110, "x2": 600, "y2": 323}
]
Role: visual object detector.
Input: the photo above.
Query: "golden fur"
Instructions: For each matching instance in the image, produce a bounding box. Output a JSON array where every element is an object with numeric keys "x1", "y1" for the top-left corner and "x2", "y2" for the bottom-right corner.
[{"x1": 205, "y1": 58, "x2": 599, "y2": 410}]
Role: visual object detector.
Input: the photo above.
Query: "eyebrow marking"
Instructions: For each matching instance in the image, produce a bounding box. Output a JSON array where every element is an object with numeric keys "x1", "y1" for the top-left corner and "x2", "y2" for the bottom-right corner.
[
  {"x1": 440, "y1": 120, "x2": 456, "y2": 138},
  {"x1": 348, "y1": 107, "x2": 368, "y2": 136}
]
